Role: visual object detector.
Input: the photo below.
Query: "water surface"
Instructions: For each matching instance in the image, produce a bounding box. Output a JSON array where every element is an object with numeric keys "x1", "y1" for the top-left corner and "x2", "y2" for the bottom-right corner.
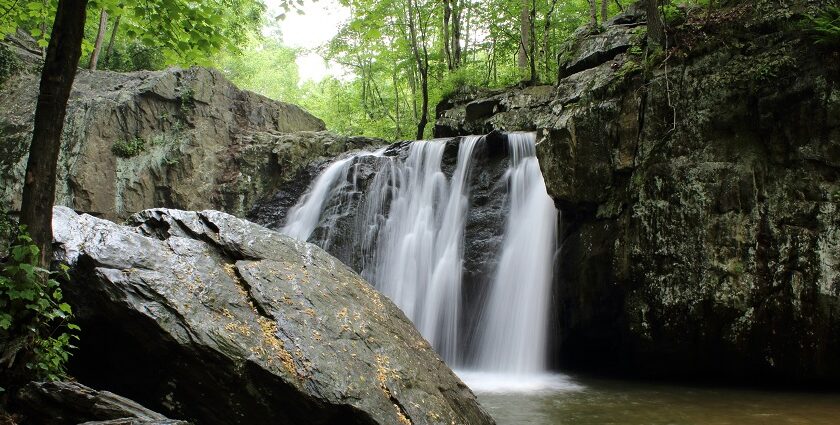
[{"x1": 465, "y1": 373, "x2": 840, "y2": 425}]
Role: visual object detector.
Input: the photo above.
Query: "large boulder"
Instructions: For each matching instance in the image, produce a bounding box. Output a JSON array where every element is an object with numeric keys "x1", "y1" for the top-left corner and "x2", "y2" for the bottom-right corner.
[
  {"x1": 0, "y1": 54, "x2": 382, "y2": 221},
  {"x1": 51, "y1": 206, "x2": 494, "y2": 425},
  {"x1": 434, "y1": 1, "x2": 840, "y2": 383}
]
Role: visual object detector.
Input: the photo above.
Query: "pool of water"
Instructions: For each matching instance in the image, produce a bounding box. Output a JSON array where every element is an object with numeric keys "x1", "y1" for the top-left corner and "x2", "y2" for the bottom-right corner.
[{"x1": 458, "y1": 372, "x2": 840, "y2": 425}]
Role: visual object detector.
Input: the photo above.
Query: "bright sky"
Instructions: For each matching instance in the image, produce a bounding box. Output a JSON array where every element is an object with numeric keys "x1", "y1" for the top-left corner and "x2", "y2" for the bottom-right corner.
[{"x1": 263, "y1": 0, "x2": 351, "y2": 82}]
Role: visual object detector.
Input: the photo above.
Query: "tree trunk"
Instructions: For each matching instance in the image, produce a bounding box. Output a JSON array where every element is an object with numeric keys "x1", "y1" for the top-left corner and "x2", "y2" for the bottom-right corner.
[
  {"x1": 20, "y1": 0, "x2": 89, "y2": 266},
  {"x1": 451, "y1": 0, "x2": 462, "y2": 69},
  {"x1": 528, "y1": 0, "x2": 536, "y2": 83},
  {"x1": 601, "y1": 0, "x2": 609, "y2": 22},
  {"x1": 103, "y1": 14, "x2": 120, "y2": 67},
  {"x1": 443, "y1": 0, "x2": 453, "y2": 70},
  {"x1": 88, "y1": 9, "x2": 108, "y2": 70},
  {"x1": 517, "y1": 0, "x2": 529, "y2": 70},
  {"x1": 588, "y1": 0, "x2": 598, "y2": 27},
  {"x1": 393, "y1": 67, "x2": 401, "y2": 139},
  {"x1": 542, "y1": 0, "x2": 558, "y2": 76},
  {"x1": 406, "y1": 0, "x2": 429, "y2": 139},
  {"x1": 416, "y1": 64, "x2": 428, "y2": 140},
  {"x1": 645, "y1": 0, "x2": 665, "y2": 46}
]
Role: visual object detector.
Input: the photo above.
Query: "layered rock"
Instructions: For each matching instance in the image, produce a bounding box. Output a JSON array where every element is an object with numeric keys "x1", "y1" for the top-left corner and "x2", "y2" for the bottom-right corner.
[
  {"x1": 14, "y1": 381, "x2": 189, "y2": 425},
  {"x1": 0, "y1": 53, "x2": 382, "y2": 221},
  {"x1": 435, "y1": 1, "x2": 840, "y2": 383},
  {"x1": 52, "y1": 206, "x2": 494, "y2": 425}
]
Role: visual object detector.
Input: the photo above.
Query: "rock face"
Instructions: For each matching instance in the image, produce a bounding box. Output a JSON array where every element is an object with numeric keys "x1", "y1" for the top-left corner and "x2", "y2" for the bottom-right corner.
[
  {"x1": 15, "y1": 381, "x2": 189, "y2": 425},
  {"x1": 0, "y1": 54, "x2": 382, "y2": 221},
  {"x1": 435, "y1": 1, "x2": 840, "y2": 383},
  {"x1": 52, "y1": 206, "x2": 494, "y2": 425}
]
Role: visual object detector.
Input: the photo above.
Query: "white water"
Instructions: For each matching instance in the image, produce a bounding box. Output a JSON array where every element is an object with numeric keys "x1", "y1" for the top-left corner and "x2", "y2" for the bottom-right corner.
[
  {"x1": 474, "y1": 133, "x2": 558, "y2": 373},
  {"x1": 282, "y1": 133, "x2": 568, "y2": 391}
]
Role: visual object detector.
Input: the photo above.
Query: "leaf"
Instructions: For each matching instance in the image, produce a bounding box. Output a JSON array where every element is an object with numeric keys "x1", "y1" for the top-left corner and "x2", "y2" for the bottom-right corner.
[{"x1": 59, "y1": 303, "x2": 73, "y2": 314}]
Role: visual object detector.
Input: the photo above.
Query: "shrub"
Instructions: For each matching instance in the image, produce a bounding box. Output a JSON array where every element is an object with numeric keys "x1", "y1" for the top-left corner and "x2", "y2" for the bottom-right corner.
[
  {"x1": 111, "y1": 137, "x2": 146, "y2": 158},
  {"x1": 0, "y1": 45, "x2": 21, "y2": 87},
  {"x1": 0, "y1": 229, "x2": 78, "y2": 391},
  {"x1": 807, "y1": 6, "x2": 840, "y2": 47}
]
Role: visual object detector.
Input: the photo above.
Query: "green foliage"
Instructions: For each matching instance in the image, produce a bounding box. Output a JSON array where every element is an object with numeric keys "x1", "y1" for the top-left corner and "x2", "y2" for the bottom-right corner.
[
  {"x1": 103, "y1": 42, "x2": 166, "y2": 71},
  {"x1": 180, "y1": 85, "x2": 195, "y2": 110},
  {"x1": 111, "y1": 137, "x2": 146, "y2": 158},
  {"x1": 807, "y1": 6, "x2": 840, "y2": 47},
  {"x1": 0, "y1": 228, "x2": 78, "y2": 383},
  {"x1": 0, "y1": 44, "x2": 21, "y2": 86},
  {"x1": 216, "y1": 40, "x2": 302, "y2": 104},
  {"x1": 0, "y1": 0, "x2": 56, "y2": 49},
  {"x1": 1, "y1": 0, "x2": 268, "y2": 71}
]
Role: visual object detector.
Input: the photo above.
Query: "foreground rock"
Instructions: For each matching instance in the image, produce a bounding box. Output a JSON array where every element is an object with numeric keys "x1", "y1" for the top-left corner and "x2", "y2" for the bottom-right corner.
[
  {"x1": 436, "y1": 1, "x2": 840, "y2": 383},
  {"x1": 52, "y1": 207, "x2": 494, "y2": 425},
  {"x1": 0, "y1": 49, "x2": 383, "y2": 221},
  {"x1": 15, "y1": 381, "x2": 189, "y2": 425}
]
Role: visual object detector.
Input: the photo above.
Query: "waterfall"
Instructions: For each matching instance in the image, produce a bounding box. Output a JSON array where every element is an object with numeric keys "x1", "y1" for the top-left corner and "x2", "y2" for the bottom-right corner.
[
  {"x1": 475, "y1": 133, "x2": 557, "y2": 373},
  {"x1": 372, "y1": 136, "x2": 480, "y2": 364},
  {"x1": 282, "y1": 133, "x2": 567, "y2": 390}
]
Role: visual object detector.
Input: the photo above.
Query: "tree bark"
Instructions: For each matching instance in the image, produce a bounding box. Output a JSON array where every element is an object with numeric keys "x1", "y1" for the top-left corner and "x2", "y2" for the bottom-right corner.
[
  {"x1": 103, "y1": 14, "x2": 120, "y2": 67},
  {"x1": 517, "y1": 0, "x2": 529, "y2": 70},
  {"x1": 406, "y1": 0, "x2": 429, "y2": 139},
  {"x1": 528, "y1": 0, "x2": 536, "y2": 83},
  {"x1": 451, "y1": 0, "x2": 462, "y2": 69},
  {"x1": 588, "y1": 0, "x2": 598, "y2": 27},
  {"x1": 542, "y1": 0, "x2": 558, "y2": 76},
  {"x1": 416, "y1": 63, "x2": 428, "y2": 139},
  {"x1": 645, "y1": 0, "x2": 665, "y2": 46},
  {"x1": 20, "y1": 0, "x2": 89, "y2": 266},
  {"x1": 443, "y1": 0, "x2": 453, "y2": 70},
  {"x1": 88, "y1": 9, "x2": 108, "y2": 70},
  {"x1": 601, "y1": 0, "x2": 609, "y2": 22}
]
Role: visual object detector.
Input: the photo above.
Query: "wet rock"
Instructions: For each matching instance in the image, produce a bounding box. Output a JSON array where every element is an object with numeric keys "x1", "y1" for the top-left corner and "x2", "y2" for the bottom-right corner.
[
  {"x1": 14, "y1": 381, "x2": 189, "y2": 425},
  {"x1": 434, "y1": 0, "x2": 840, "y2": 383},
  {"x1": 52, "y1": 207, "x2": 494, "y2": 425}
]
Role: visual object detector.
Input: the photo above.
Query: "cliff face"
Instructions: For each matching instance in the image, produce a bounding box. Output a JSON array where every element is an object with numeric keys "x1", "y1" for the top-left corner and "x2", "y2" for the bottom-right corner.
[
  {"x1": 0, "y1": 53, "x2": 381, "y2": 221},
  {"x1": 436, "y1": 1, "x2": 840, "y2": 383}
]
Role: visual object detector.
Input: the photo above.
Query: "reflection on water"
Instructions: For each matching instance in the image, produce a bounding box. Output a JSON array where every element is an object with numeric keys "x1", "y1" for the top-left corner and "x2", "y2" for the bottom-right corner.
[{"x1": 467, "y1": 374, "x2": 840, "y2": 425}]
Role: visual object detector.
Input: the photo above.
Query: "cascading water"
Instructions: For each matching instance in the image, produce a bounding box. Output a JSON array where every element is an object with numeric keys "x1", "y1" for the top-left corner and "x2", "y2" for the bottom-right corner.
[
  {"x1": 474, "y1": 133, "x2": 557, "y2": 373},
  {"x1": 282, "y1": 132, "x2": 577, "y2": 392},
  {"x1": 372, "y1": 136, "x2": 480, "y2": 364}
]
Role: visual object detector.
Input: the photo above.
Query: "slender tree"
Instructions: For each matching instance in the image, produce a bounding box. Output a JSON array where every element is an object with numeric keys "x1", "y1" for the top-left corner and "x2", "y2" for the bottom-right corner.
[
  {"x1": 88, "y1": 8, "x2": 107, "y2": 70},
  {"x1": 645, "y1": 0, "x2": 665, "y2": 46},
  {"x1": 588, "y1": 0, "x2": 598, "y2": 27},
  {"x1": 528, "y1": 0, "x2": 536, "y2": 83},
  {"x1": 601, "y1": 0, "x2": 608, "y2": 22},
  {"x1": 443, "y1": 0, "x2": 453, "y2": 69},
  {"x1": 517, "y1": 0, "x2": 529, "y2": 70},
  {"x1": 102, "y1": 14, "x2": 120, "y2": 66},
  {"x1": 20, "y1": 0, "x2": 88, "y2": 266},
  {"x1": 451, "y1": 0, "x2": 462, "y2": 68}
]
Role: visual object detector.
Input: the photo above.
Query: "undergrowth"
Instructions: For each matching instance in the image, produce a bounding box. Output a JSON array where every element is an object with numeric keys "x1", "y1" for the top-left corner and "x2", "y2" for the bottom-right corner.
[{"x1": 0, "y1": 224, "x2": 79, "y2": 394}]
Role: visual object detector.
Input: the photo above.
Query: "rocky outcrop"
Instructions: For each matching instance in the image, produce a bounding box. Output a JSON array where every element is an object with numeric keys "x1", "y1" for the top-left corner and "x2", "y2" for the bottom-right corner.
[
  {"x1": 14, "y1": 381, "x2": 189, "y2": 425},
  {"x1": 0, "y1": 54, "x2": 382, "y2": 221},
  {"x1": 435, "y1": 1, "x2": 840, "y2": 383},
  {"x1": 52, "y1": 206, "x2": 494, "y2": 425}
]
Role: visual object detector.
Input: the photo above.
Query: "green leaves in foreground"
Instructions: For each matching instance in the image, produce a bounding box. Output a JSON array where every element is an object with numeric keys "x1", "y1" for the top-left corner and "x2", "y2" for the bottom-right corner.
[
  {"x1": 807, "y1": 6, "x2": 840, "y2": 47},
  {"x1": 0, "y1": 228, "x2": 79, "y2": 383}
]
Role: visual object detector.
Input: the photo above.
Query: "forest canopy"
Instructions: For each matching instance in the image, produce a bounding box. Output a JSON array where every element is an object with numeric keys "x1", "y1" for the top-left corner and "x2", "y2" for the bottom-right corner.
[{"x1": 1, "y1": 0, "x2": 632, "y2": 140}]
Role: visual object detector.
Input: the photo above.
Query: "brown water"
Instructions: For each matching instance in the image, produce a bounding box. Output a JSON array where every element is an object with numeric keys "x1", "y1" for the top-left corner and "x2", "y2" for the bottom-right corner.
[{"x1": 467, "y1": 374, "x2": 840, "y2": 425}]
